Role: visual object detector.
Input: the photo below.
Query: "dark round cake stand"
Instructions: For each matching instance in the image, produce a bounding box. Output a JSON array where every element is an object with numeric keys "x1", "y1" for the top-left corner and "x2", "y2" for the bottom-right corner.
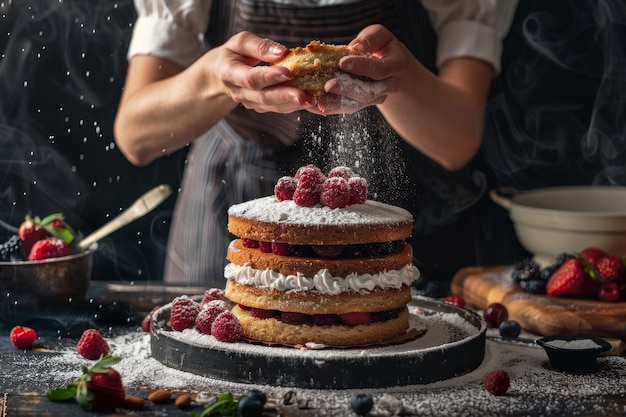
[{"x1": 150, "y1": 296, "x2": 486, "y2": 390}]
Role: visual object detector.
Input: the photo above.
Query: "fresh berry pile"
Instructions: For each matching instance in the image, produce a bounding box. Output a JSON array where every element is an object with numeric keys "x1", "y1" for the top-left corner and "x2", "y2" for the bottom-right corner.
[
  {"x1": 168, "y1": 292, "x2": 243, "y2": 342},
  {"x1": 241, "y1": 238, "x2": 405, "y2": 260},
  {"x1": 0, "y1": 213, "x2": 79, "y2": 262},
  {"x1": 512, "y1": 247, "x2": 626, "y2": 302},
  {"x1": 275, "y1": 164, "x2": 368, "y2": 208}
]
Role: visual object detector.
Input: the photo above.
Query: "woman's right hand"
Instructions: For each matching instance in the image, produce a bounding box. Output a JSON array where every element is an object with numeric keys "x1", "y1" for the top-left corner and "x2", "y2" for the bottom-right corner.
[{"x1": 206, "y1": 31, "x2": 317, "y2": 113}]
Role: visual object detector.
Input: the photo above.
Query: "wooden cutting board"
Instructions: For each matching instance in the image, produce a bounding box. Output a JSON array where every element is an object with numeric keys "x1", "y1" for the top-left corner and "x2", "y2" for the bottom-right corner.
[{"x1": 451, "y1": 266, "x2": 626, "y2": 342}]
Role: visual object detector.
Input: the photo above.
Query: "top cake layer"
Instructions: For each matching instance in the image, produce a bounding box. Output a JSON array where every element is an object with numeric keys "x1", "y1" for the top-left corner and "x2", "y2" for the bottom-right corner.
[{"x1": 228, "y1": 196, "x2": 413, "y2": 245}]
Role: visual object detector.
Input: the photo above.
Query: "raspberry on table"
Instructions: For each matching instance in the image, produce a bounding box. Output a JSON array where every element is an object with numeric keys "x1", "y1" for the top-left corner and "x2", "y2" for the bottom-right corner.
[
  {"x1": 195, "y1": 303, "x2": 227, "y2": 334},
  {"x1": 170, "y1": 296, "x2": 201, "y2": 331},
  {"x1": 274, "y1": 176, "x2": 297, "y2": 201},
  {"x1": 320, "y1": 177, "x2": 350, "y2": 209},
  {"x1": 10, "y1": 326, "x2": 36, "y2": 349},
  {"x1": 76, "y1": 328, "x2": 110, "y2": 360},
  {"x1": 484, "y1": 369, "x2": 510, "y2": 396},
  {"x1": 211, "y1": 311, "x2": 243, "y2": 342}
]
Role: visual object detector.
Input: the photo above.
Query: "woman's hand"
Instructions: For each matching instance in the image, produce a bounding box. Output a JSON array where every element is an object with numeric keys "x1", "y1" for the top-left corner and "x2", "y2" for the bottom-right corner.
[
  {"x1": 210, "y1": 31, "x2": 317, "y2": 113},
  {"x1": 311, "y1": 25, "x2": 409, "y2": 115}
]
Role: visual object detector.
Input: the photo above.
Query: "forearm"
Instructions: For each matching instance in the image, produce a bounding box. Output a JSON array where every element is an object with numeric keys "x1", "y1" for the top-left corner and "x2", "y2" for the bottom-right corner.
[
  {"x1": 114, "y1": 55, "x2": 237, "y2": 166},
  {"x1": 379, "y1": 58, "x2": 493, "y2": 171}
]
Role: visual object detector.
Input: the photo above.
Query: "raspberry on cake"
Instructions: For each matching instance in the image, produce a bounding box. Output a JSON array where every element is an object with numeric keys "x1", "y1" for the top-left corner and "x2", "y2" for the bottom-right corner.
[{"x1": 224, "y1": 165, "x2": 420, "y2": 347}]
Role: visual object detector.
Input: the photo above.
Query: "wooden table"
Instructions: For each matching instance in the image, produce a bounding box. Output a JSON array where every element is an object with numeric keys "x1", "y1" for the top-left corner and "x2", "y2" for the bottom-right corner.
[{"x1": 1, "y1": 281, "x2": 625, "y2": 416}]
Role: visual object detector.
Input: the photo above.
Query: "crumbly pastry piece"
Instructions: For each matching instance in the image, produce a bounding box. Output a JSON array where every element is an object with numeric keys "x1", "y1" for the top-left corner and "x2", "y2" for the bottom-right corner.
[
  {"x1": 272, "y1": 40, "x2": 360, "y2": 96},
  {"x1": 231, "y1": 304, "x2": 410, "y2": 346}
]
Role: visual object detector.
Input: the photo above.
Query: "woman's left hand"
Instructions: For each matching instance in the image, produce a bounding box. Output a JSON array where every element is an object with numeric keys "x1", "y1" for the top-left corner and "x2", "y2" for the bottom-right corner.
[{"x1": 309, "y1": 24, "x2": 410, "y2": 115}]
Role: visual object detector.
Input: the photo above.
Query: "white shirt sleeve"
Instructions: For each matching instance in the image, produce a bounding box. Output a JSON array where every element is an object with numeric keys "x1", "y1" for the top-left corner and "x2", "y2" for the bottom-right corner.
[
  {"x1": 422, "y1": 0, "x2": 518, "y2": 73},
  {"x1": 127, "y1": 0, "x2": 213, "y2": 67}
]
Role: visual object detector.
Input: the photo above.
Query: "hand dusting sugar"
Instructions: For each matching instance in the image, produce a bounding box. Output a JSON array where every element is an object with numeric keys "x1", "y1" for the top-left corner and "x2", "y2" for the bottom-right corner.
[{"x1": 5, "y1": 327, "x2": 625, "y2": 417}]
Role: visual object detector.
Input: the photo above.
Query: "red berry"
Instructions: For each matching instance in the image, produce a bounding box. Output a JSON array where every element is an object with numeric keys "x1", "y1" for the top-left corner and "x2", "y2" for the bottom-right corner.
[
  {"x1": 546, "y1": 258, "x2": 598, "y2": 297},
  {"x1": 339, "y1": 312, "x2": 371, "y2": 326},
  {"x1": 201, "y1": 288, "x2": 225, "y2": 304},
  {"x1": 28, "y1": 236, "x2": 72, "y2": 261},
  {"x1": 241, "y1": 238, "x2": 259, "y2": 248},
  {"x1": 444, "y1": 295, "x2": 465, "y2": 307},
  {"x1": 595, "y1": 255, "x2": 624, "y2": 283},
  {"x1": 259, "y1": 241, "x2": 273, "y2": 253},
  {"x1": 312, "y1": 244, "x2": 345, "y2": 258},
  {"x1": 169, "y1": 296, "x2": 201, "y2": 331},
  {"x1": 484, "y1": 370, "x2": 510, "y2": 396},
  {"x1": 483, "y1": 303, "x2": 508, "y2": 328},
  {"x1": 211, "y1": 311, "x2": 243, "y2": 342},
  {"x1": 293, "y1": 183, "x2": 322, "y2": 207},
  {"x1": 272, "y1": 242, "x2": 291, "y2": 256},
  {"x1": 320, "y1": 177, "x2": 350, "y2": 209},
  {"x1": 76, "y1": 329, "x2": 110, "y2": 360},
  {"x1": 141, "y1": 306, "x2": 160, "y2": 332},
  {"x1": 295, "y1": 164, "x2": 325, "y2": 183},
  {"x1": 9, "y1": 325, "x2": 36, "y2": 349},
  {"x1": 347, "y1": 177, "x2": 368, "y2": 205},
  {"x1": 598, "y1": 282, "x2": 620, "y2": 302},
  {"x1": 311, "y1": 314, "x2": 340, "y2": 325},
  {"x1": 580, "y1": 247, "x2": 607, "y2": 266},
  {"x1": 281, "y1": 311, "x2": 309, "y2": 325},
  {"x1": 196, "y1": 303, "x2": 227, "y2": 334},
  {"x1": 274, "y1": 176, "x2": 297, "y2": 201},
  {"x1": 327, "y1": 166, "x2": 354, "y2": 181},
  {"x1": 18, "y1": 219, "x2": 49, "y2": 254},
  {"x1": 251, "y1": 308, "x2": 279, "y2": 319}
]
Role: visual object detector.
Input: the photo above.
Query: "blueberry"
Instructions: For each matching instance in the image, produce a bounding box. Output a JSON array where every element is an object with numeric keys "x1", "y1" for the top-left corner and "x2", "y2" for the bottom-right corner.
[
  {"x1": 499, "y1": 320, "x2": 521, "y2": 339},
  {"x1": 520, "y1": 279, "x2": 546, "y2": 294},
  {"x1": 245, "y1": 389, "x2": 267, "y2": 405},
  {"x1": 236, "y1": 395, "x2": 263, "y2": 417},
  {"x1": 350, "y1": 393, "x2": 373, "y2": 416}
]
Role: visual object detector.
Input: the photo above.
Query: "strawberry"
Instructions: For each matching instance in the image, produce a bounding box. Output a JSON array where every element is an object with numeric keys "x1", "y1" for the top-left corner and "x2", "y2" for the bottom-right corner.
[
  {"x1": 9, "y1": 325, "x2": 36, "y2": 349},
  {"x1": 580, "y1": 247, "x2": 607, "y2": 266},
  {"x1": 339, "y1": 312, "x2": 371, "y2": 326},
  {"x1": 77, "y1": 329, "x2": 110, "y2": 360},
  {"x1": 28, "y1": 237, "x2": 72, "y2": 261},
  {"x1": 18, "y1": 216, "x2": 49, "y2": 254},
  {"x1": 594, "y1": 255, "x2": 625, "y2": 283},
  {"x1": 546, "y1": 258, "x2": 598, "y2": 297},
  {"x1": 46, "y1": 356, "x2": 126, "y2": 411}
]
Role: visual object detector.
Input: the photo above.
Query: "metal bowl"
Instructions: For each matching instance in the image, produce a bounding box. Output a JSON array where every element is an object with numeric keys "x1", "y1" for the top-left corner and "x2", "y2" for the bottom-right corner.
[
  {"x1": 490, "y1": 186, "x2": 626, "y2": 266},
  {"x1": 0, "y1": 244, "x2": 96, "y2": 319}
]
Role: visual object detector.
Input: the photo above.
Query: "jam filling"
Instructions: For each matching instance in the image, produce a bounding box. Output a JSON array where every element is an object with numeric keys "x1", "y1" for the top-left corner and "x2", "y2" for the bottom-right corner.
[
  {"x1": 240, "y1": 239, "x2": 405, "y2": 259},
  {"x1": 238, "y1": 304, "x2": 403, "y2": 326}
]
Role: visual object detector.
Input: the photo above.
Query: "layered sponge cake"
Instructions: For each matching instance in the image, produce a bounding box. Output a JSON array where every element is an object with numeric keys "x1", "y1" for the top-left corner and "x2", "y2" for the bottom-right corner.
[{"x1": 224, "y1": 165, "x2": 420, "y2": 347}]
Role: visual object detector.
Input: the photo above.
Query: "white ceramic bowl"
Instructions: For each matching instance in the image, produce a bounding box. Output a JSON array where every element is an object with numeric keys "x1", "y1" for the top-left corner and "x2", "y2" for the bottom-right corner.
[{"x1": 490, "y1": 186, "x2": 626, "y2": 266}]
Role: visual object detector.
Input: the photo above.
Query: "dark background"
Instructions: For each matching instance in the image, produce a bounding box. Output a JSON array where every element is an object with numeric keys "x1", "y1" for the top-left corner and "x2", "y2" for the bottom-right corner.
[{"x1": 1, "y1": 0, "x2": 625, "y2": 282}]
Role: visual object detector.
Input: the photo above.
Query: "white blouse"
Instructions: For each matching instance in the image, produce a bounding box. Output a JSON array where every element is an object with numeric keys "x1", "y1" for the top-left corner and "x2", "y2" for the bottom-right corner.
[{"x1": 127, "y1": 0, "x2": 518, "y2": 73}]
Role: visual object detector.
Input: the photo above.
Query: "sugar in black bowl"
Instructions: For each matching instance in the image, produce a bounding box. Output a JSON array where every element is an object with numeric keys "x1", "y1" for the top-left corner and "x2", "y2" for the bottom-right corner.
[{"x1": 537, "y1": 335, "x2": 612, "y2": 372}]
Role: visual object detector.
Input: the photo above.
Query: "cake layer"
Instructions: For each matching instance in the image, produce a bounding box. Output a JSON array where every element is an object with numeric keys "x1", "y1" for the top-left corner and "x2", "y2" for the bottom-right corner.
[
  {"x1": 225, "y1": 280, "x2": 412, "y2": 314},
  {"x1": 227, "y1": 238, "x2": 413, "y2": 277},
  {"x1": 228, "y1": 196, "x2": 413, "y2": 245},
  {"x1": 231, "y1": 304, "x2": 410, "y2": 346}
]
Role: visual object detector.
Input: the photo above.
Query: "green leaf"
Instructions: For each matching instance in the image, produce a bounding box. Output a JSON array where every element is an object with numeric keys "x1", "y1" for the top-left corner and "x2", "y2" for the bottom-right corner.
[
  {"x1": 40, "y1": 213, "x2": 63, "y2": 225},
  {"x1": 194, "y1": 393, "x2": 238, "y2": 417},
  {"x1": 46, "y1": 384, "x2": 78, "y2": 401},
  {"x1": 44, "y1": 225, "x2": 75, "y2": 244},
  {"x1": 89, "y1": 355, "x2": 122, "y2": 373}
]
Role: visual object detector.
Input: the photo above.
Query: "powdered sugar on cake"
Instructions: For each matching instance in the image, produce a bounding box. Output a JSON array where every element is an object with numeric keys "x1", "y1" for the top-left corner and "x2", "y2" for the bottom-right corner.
[{"x1": 228, "y1": 196, "x2": 413, "y2": 227}]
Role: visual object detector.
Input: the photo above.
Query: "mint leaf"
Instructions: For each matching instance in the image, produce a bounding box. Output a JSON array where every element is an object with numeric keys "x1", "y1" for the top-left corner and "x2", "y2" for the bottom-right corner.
[{"x1": 193, "y1": 393, "x2": 238, "y2": 417}]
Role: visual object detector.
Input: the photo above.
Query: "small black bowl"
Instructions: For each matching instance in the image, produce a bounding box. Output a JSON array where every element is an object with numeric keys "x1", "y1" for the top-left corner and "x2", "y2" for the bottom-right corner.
[{"x1": 537, "y1": 335, "x2": 612, "y2": 372}]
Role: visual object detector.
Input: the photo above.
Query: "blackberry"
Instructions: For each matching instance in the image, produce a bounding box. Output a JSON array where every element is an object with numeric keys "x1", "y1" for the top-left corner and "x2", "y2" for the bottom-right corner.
[
  {"x1": 554, "y1": 252, "x2": 575, "y2": 268},
  {"x1": 520, "y1": 279, "x2": 546, "y2": 294},
  {"x1": 511, "y1": 259, "x2": 541, "y2": 282},
  {"x1": 0, "y1": 235, "x2": 24, "y2": 261}
]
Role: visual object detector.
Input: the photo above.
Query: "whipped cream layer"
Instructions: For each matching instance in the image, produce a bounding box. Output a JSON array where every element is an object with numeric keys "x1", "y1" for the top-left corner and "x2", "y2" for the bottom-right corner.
[
  {"x1": 224, "y1": 263, "x2": 420, "y2": 295},
  {"x1": 228, "y1": 196, "x2": 413, "y2": 226}
]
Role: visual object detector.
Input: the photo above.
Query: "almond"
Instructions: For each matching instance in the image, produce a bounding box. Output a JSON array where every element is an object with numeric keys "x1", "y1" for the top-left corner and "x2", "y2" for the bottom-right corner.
[
  {"x1": 175, "y1": 393, "x2": 192, "y2": 408},
  {"x1": 123, "y1": 396, "x2": 145, "y2": 410},
  {"x1": 148, "y1": 389, "x2": 172, "y2": 403}
]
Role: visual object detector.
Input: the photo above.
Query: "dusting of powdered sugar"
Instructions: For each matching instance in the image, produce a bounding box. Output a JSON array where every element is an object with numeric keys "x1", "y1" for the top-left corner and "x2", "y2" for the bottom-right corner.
[{"x1": 228, "y1": 196, "x2": 412, "y2": 225}]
